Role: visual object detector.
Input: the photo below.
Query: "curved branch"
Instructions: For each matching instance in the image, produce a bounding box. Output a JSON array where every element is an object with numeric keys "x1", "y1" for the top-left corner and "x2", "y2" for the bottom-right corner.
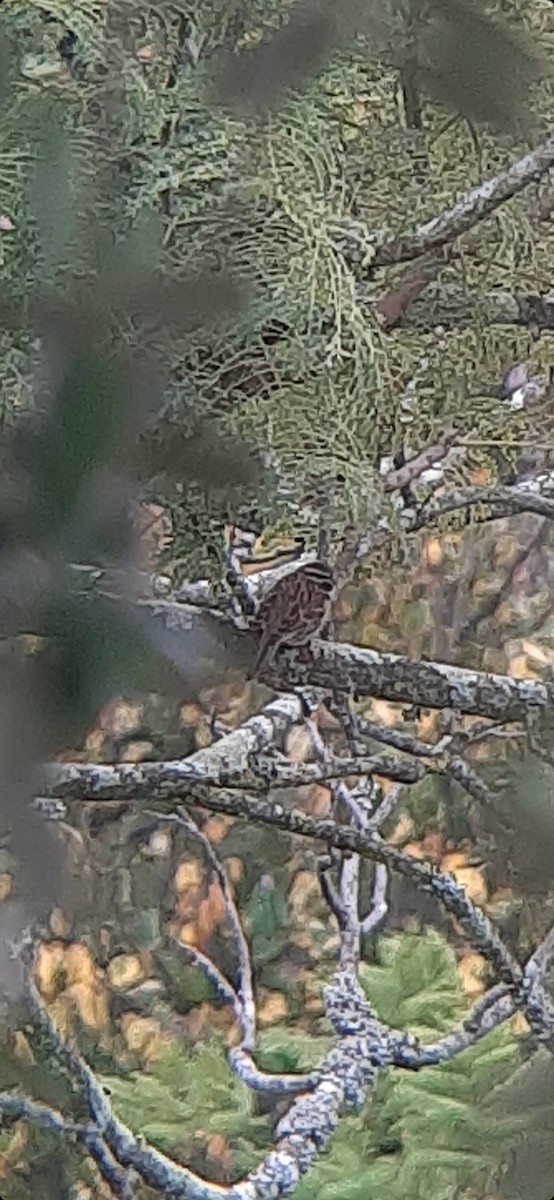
[
  {"x1": 24, "y1": 965, "x2": 234, "y2": 1200},
  {"x1": 393, "y1": 987, "x2": 515, "y2": 1068},
  {"x1": 141, "y1": 786, "x2": 521, "y2": 986},
  {"x1": 166, "y1": 807, "x2": 257, "y2": 1049}
]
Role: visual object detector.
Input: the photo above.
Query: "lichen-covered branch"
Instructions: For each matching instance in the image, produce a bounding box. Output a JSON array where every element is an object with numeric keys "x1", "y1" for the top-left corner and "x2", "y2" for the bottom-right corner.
[
  {"x1": 8, "y1": 762, "x2": 554, "y2": 1200},
  {"x1": 289, "y1": 639, "x2": 554, "y2": 723},
  {"x1": 41, "y1": 750, "x2": 427, "y2": 806},
  {"x1": 0, "y1": 1094, "x2": 135, "y2": 1200},
  {"x1": 41, "y1": 694, "x2": 313, "y2": 802},
  {"x1": 371, "y1": 133, "x2": 554, "y2": 268},
  {"x1": 305, "y1": 710, "x2": 390, "y2": 974},
  {"x1": 21, "y1": 957, "x2": 245, "y2": 1200}
]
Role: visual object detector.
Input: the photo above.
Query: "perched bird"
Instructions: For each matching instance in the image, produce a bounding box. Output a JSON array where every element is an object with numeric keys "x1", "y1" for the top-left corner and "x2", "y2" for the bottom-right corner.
[
  {"x1": 498, "y1": 362, "x2": 528, "y2": 410},
  {"x1": 254, "y1": 560, "x2": 335, "y2": 675},
  {"x1": 498, "y1": 362, "x2": 543, "y2": 410}
]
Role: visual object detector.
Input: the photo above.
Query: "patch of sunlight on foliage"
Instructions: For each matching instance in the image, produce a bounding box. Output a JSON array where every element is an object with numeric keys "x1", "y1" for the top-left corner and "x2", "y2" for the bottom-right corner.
[
  {"x1": 360, "y1": 928, "x2": 467, "y2": 1038},
  {"x1": 256, "y1": 1025, "x2": 332, "y2": 1073},
  {"x1": 295, "y1": 1126, "x2": 399, "y2": 1200}
]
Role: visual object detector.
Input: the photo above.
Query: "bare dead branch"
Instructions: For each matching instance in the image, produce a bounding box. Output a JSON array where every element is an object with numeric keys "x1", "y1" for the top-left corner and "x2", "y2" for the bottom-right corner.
[
  {"x1": 528, "y1": 926, "x2": 554, "y2": 977},
  {"x1": 41, "y1": 732, "x2": 490, "y2": 835},
  {"x1": 303, "y1": 711, "x2": 384, "y2": 973},
  {"x1": 227, "y1": 1048, "x2": 318, "y2": 1096},
  {"x1": 295, "y1": 639, "x2": 554, "y2": 723},
  {"x1": 441, "y1": 754, "x2": 493, "y2": 806},
  {"x1": 22, "y1": 949, "x2": 225, "y2": 1200},
  {"x1": 140, "y1": 785, "x2": 520, "y2": 985},
  {"x1": 41, "y1": 750, "x2": 428, "y2": 808},
  {"x1": 355, "y1": 716, "x2": 493, "y2": 805},
  {"x1": 317, "y1": 862, "x2": 346, "y2": 923},
  {"x1": 360, "y1": 863, "x2": 389, "y2": 934},
  {"x1": 170, "y1": 938, "x2": 313, "y2": 1095},
  {"x1": 366, "y1": 784, "x2": 407, "y2": 833},
  {"x1": 372, "y1": 133, "x2": 554, "y2": 269},
  {"x1": 396, "y1": 987, "x2": 515, "y2": 1068},
  {"x1": 383, "y1": 429, "x2": 457, "y2": 492},
  {"x1": 356, "y1": 717, "x2": 446, "y2": 757},
  {"x1": 0, "y1": 1093, "x2": 79, "y2": 1136},
  {"x1": 172, "y1": 938, "x2": 242, "y2": 1012}
]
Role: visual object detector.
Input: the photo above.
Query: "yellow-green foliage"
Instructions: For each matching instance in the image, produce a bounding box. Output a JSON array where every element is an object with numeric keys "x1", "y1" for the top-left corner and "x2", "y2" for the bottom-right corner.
[{"x1": 2, "y1": 0, "x2": 554, "y2": 571}]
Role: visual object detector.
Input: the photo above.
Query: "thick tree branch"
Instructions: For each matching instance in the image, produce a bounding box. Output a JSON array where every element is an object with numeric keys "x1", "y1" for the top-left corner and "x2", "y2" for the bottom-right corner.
[
  {"x1": 371, "y1": 133, "x2": 554, "y2": 268},
  {"x1": 80, "y1": 575, "x2": 554, "y2": 723},
  {"x1": 41, "y1": 695, "x2": 305, "y2": 801},
  {"x1": 41, "y1": 749, "x2": 428, "y2": 805},
  {"x1": 39, "y1": 646, "x2": 554, "y2": 820},
  {"x1": 286, "y1": 639, "x2": 554, "y2": 723}
]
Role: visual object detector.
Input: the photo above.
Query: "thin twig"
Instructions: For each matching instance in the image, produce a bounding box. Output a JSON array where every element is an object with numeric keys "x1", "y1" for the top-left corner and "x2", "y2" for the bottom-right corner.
[{"x1": 164, "y1": 807, "x2": 257, "y2": 1049}]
